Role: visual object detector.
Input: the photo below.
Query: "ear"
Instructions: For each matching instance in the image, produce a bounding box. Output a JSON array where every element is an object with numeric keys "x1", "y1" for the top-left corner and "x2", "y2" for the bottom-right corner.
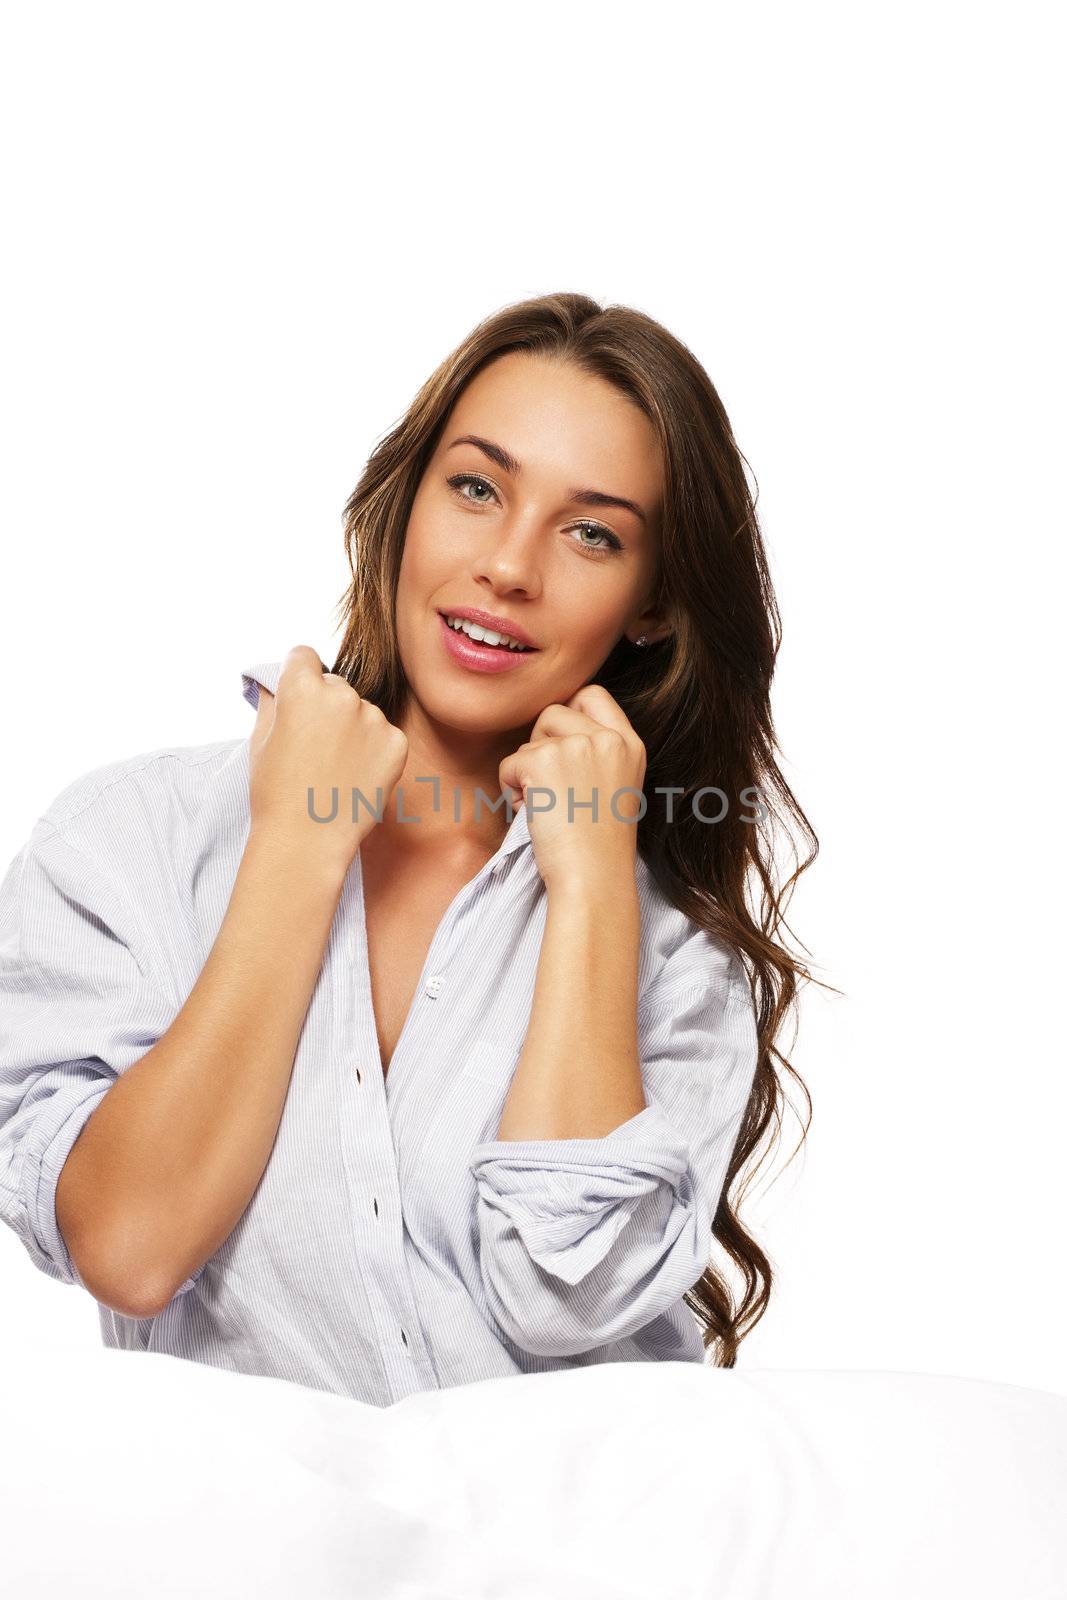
[{"x1": 624, "y1": 598, "x2": 674, "y2": 648}]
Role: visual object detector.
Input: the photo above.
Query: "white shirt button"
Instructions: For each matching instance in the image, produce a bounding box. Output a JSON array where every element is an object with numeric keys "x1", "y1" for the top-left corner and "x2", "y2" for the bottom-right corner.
[{"x1": 424, "y1": 973, "x2": 444, "y2": 998}]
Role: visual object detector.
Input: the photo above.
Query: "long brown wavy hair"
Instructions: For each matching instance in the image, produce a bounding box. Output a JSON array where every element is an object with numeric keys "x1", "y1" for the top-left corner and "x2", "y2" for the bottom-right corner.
[{"x1": 329, "y1": 292, "x2": 828, "y2": 1367}]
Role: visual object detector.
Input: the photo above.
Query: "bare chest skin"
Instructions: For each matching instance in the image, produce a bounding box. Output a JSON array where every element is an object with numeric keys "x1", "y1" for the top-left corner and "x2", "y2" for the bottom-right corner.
[{"x1": 358, "y1": 830, "x2": 498, "y2": 1078}]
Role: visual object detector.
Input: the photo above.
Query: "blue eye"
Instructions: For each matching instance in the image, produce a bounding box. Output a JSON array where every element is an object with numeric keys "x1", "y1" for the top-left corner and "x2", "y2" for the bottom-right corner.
[{"x1": 445, "y1": 472, "x2": 623, "y2": 554}]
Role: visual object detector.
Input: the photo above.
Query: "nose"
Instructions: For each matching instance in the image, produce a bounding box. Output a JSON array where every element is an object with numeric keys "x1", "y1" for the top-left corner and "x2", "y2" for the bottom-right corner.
[{"x1": 471, "y1": 516, "x2": 544, "y2": 600}]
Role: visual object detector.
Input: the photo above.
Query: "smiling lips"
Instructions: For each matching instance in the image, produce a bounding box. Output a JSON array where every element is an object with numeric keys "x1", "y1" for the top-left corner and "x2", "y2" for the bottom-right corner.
[
  {"x1": 438, "y1": 606, "x2": 539, "y2": 650},
  {"x1": 437, "y1": 612, "x2": 539, "y2": 675}
]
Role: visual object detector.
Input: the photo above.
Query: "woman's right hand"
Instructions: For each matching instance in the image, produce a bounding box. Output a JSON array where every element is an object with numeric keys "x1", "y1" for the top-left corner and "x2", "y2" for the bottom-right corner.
[{"x1": 248, "y1": 644, "x2": 408, "y2": 876}]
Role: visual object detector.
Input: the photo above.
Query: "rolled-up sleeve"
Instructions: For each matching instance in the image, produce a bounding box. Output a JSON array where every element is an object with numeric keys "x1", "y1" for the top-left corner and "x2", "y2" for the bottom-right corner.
[
  {"x1": 0, "y1": 819, "x2": 198, "y2": 1300},
  {"x1": 469, "y1": 934, "x2": 759, "y2": 1358}
]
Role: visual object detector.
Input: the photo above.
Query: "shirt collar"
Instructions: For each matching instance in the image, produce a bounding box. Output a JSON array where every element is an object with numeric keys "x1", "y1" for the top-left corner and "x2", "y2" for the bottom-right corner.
[{"x1": 239, "y1": 660, "x2": 532, "y2": 862}]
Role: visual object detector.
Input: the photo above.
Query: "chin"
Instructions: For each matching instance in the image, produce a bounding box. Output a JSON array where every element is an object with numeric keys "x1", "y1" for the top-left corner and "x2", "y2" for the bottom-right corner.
[{"x1": 410, "y1": 688, "x2": 524, "y2": 737}]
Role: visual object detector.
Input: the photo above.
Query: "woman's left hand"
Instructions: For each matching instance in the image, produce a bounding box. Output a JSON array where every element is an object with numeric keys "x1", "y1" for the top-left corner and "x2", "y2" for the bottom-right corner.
[{"x1": 498, "y1": 684, "x2": 647, "y2": 891}]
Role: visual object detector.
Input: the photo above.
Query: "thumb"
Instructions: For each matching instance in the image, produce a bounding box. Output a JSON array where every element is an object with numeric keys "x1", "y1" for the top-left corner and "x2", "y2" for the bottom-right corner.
[{"x1": 497, "y1": 751, "x2": 527, "y2": 806}]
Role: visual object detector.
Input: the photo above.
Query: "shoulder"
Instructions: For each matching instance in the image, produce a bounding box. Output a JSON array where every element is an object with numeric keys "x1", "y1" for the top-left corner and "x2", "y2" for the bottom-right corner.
[
  {"x1": 29, "y1": 736, "x2": 250, "y2": 872},
  {"x1": 39, "y1": 740, "x2": 236, "y2": 828},
  {"x1": 19, "y1": 657, "x2": 284, "y2": 844}
]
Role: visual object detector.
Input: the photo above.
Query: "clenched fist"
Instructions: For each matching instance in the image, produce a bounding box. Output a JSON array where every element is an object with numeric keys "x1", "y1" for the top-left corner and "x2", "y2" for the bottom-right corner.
[{"x1": 248, "y1": 645, "x2": 408, "y2": 875}]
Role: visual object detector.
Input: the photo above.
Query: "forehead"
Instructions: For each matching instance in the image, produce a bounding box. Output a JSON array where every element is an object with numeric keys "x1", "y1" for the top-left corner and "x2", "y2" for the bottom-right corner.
[{"x1": 443, "y1": 352, "x2": 664, "y2": 508}]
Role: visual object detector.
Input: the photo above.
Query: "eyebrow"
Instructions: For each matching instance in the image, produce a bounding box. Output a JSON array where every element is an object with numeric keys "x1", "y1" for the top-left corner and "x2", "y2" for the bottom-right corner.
[{"x1": 446, "y1": 434, "x2": 648, "y2": 526}]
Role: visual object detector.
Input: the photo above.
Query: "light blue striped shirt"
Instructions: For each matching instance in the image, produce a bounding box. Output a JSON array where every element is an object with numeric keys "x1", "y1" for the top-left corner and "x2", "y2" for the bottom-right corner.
[{"x1": 0, "y1": 658, "x2": 759, "y2": 1406}]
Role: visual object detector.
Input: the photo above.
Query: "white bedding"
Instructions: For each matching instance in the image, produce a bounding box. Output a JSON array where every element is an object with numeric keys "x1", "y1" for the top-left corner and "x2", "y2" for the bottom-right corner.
[{"x1": 5, "y1": 1347, "x2": 1065, "y2": 1598}]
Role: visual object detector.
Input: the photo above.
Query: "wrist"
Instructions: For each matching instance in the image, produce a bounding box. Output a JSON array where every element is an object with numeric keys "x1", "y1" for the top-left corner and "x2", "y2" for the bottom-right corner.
[
  {"x1": 244, "y1": 823, "x2": 355, "y2": 892},
  {"x1": 544, "y1": 856, "x2": 640, "y2": 904}
]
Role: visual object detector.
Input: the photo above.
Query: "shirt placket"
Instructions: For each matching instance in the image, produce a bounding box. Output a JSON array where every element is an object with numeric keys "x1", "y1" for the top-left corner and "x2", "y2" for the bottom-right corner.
[{"x1": 339, "y1": 848, "x2": 506, "y2": 1403}]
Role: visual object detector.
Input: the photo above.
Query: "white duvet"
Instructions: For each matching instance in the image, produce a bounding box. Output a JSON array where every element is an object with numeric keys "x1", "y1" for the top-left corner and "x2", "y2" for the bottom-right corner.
[{"x1": 5, "y1": 1348, "x2": 1065, "y2": 1599}]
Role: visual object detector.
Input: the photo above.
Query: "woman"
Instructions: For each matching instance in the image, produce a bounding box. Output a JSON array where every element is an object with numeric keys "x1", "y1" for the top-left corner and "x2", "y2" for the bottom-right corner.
[{"x1": 0, "y1": 293, "x2": 818, "y2": 1407}]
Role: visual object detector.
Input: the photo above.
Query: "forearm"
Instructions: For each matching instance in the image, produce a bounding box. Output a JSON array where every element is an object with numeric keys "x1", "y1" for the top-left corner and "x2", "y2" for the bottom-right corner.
[
  {"x1": 493, "y1": 864, "x2": 646, "y2": 1142},
  {"x1": 56, "y1": 827, "x2": 348, "y2": 1316}
]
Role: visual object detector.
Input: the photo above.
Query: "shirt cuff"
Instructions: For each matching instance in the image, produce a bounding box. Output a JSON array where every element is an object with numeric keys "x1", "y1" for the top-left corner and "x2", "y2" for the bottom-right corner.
[
  {"x1": 469, "y1": 1100, "x2": 691, "y2": 1285},
  {"x1": 21, "y1": 1077, "x2": 112, "y2": 1288}
]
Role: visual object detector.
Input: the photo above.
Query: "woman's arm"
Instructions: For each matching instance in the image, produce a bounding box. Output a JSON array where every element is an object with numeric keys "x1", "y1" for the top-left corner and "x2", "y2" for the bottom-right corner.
[
  {"x1": 493, "y1": 863, "x2": 647, "y2": 1142},
  {"x1": 469, "y1": 914, "x2": 758, "y2": 1359},
  {"x1": 56, "y1": 648, "x2": 408, "y2": 1317},
  {"x1": 56, "y1": 828, "x2": 348, "y2": 1318}
]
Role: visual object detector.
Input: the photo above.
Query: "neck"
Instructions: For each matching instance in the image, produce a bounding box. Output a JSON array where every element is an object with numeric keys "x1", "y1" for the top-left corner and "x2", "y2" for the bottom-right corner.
[{"x1": 375, "y1": 700, "x2": 530, "y2": 860}]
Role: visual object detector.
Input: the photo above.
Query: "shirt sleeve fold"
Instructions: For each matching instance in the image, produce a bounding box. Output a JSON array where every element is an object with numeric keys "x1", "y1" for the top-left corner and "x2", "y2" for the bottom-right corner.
[
  {"x1": 0, "y1": 820, "x2": 200, "y2": 1302},
  {"x1": 468, "y1": 934, "x2": 759, "y2": 1359}
]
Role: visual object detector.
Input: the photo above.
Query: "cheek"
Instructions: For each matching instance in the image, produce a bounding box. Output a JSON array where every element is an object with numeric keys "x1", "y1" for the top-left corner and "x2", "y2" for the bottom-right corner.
[
  {"x1": 402, "y1": 499, "x2": 472, "y2": 584},
  {"x1": 397, "y1": 517, "x2": 440, "y2": 598},
  {"x1": 549, "y1": 587, "x2": 631, "y2": 654}
]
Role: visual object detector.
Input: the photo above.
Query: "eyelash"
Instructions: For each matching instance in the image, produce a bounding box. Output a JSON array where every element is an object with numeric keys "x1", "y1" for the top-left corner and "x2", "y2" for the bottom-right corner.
[{"x1": 445, "y1": 472, "x2": 624, "y2": 554}]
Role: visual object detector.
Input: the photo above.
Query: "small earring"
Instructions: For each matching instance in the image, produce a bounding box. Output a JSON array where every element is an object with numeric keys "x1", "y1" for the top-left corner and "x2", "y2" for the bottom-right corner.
[{"x1": 634, "y1": 635, "x2": 649, "y2": 646}]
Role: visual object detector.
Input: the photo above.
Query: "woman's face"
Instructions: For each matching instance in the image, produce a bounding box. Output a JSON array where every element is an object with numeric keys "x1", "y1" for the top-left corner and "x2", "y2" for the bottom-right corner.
[{"x1": 396, "y1": 351, "x2": 668, "y2": 739}]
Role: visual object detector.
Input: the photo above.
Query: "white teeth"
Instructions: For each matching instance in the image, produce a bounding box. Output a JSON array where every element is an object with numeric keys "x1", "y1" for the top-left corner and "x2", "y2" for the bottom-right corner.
[{"x1": 445, "y1": 615, "x2": 530, "y2": 651}]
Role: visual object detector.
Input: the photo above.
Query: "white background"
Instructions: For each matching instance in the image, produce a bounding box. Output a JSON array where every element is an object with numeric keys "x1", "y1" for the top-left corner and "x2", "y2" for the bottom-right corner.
[{"x1": 1, "y1": 2, "x2": 1063, "y2": 1396}]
